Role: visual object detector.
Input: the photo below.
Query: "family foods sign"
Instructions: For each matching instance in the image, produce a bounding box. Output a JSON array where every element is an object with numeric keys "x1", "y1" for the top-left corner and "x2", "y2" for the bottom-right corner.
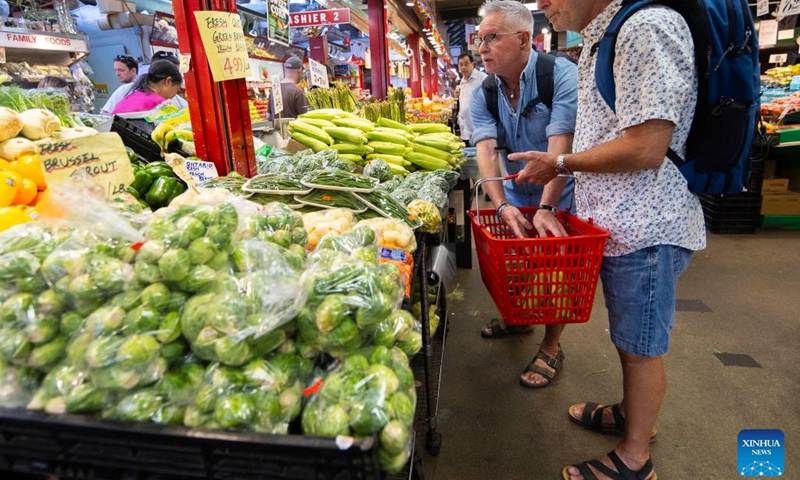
[
  {"x1": 268, "y1": 0, "x2": 290, "y2": 45},
  {"x1": 39, "y1": 133, "x2": 134, "y2": 199},
  {"x1": 194, "y1": 11, "x2": 252, "y2": 81},
  {"x1": 0, "y1": 32, "x2": 88, "y2": 52}
]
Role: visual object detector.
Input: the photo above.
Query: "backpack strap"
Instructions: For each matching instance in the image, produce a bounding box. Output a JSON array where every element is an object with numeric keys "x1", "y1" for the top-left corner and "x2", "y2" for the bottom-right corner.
[
  {"x1": 482, "y1": 73, "x2": 509, "y2": 153},
  {"x1": 535, "y1": 52, "x2": 556, "y2": 111}
]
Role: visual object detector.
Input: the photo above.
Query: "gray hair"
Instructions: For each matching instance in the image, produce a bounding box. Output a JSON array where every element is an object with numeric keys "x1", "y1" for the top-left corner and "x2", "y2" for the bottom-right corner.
[{"x1": 480, "y1": 1, "x2": 534, "y2": 38}]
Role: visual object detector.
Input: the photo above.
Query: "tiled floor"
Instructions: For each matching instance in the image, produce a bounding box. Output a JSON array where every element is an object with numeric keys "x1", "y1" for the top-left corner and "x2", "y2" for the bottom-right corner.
[{"x1": 421, "y1": 229, "x2": 800, "y2": 479}]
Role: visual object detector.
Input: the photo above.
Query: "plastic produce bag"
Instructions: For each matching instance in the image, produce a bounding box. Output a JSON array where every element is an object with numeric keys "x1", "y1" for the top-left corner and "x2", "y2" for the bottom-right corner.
[
  {"x1": 301, "y1": 346, "x2": 416, "y2": 474},
  {"x1": 302, "y1": 208, "x2": 356, "y2": 250},
  {"x1": 0, "y1": 359, "x2": 41, "y2": 408}
]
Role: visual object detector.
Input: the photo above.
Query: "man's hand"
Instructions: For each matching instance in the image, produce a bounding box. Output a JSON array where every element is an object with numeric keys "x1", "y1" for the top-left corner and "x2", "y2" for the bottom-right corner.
[
  {"x1": 501, "y1": 205, "x2": 534, "y2": 238},
  {"x1": 507, "y1": 151, "x2": 558, "y2": 185},
  {"x1": 532, "y1": 210, "x2": 568, "y2": 238}
]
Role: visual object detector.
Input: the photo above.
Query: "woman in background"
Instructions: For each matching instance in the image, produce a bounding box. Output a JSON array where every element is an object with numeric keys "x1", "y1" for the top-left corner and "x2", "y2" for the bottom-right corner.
[
  {"x1": 111, "y1": 60, "x2": 182, "y2": 115},
  {"x1": 37, "y1": 76, "x2": 72, "y2": 96}
]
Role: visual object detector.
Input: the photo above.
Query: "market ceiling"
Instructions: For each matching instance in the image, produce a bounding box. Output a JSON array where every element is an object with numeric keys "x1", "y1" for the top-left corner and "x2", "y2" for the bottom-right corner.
[{"x1": 435, "y1": 0, "x2": 485, "y2": 20}]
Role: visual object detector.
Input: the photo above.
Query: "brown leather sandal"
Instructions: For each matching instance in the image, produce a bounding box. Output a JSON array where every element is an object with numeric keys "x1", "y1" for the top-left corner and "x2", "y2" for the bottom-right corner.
[
  {"x1": 480, "y1": 318, "x2": 534, "y2": 339},
  {"x1": 519, "y1": 347, "x2": 563, "y2": 388}
]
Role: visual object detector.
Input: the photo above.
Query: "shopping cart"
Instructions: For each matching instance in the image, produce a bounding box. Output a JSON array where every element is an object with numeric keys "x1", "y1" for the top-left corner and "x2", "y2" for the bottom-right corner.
[{"x1": 467, "y1": 175, "x2": 610, "y2": 326}]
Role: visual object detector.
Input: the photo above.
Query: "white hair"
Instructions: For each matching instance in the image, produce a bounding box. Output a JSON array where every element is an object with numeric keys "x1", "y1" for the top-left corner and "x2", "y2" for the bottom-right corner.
[{"x1": 480, "y1": 0, "x2": 534, "y2": 38}]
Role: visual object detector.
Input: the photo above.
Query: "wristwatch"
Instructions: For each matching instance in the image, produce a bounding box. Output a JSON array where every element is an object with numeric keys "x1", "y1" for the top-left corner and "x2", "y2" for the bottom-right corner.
[
  {"x1": 538, "y1": 204, "x2": 558, "y2": 215},
  {"x1": 555, "y1": 154, "x2": 571, "y2": 176}
]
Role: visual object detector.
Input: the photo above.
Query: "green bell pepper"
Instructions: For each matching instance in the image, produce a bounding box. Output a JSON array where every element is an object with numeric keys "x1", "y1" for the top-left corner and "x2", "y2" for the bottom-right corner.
[
  {"x1": 126, "y1": 186, "x2": 141, "y2": 200},
  {"x1": 145, "y1": 177, "x2": 184, "y2": 210},
  {"x1": 146, "y1": 162, "x2": 176, "y2": 178},
  {"x1": 130, "y1": 170, "x2": 154, "y2": 196}
]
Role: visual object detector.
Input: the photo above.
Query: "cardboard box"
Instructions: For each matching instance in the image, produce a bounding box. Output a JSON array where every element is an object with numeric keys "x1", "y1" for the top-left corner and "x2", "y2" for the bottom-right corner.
[
  {"x1": 97, "y1": 0, "x2": 136, "y2": 14},
  {"x1": 761, "y1": 192, "x2": 800, "y2": 215},
  {"x1": 789, "y1": 173, "x2": 800, "y2": 193},
  {"x1": 762, "y1": 178, "x2": 789, "y2": 193},
  {"x1": 763, "y1": 160, "x2": 777, "y2": 179}
]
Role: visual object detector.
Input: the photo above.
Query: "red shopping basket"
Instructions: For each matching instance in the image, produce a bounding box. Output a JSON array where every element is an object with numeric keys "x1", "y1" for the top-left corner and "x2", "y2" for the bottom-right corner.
[{"x1": 468, "y1": 206, "x2": 610, "y2": 326}]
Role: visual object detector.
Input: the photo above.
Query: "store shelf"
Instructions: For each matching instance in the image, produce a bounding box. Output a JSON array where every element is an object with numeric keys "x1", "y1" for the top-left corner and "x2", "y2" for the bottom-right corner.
[{"x1": 761, "y1": 214, "x2": 800, "y2": 229}]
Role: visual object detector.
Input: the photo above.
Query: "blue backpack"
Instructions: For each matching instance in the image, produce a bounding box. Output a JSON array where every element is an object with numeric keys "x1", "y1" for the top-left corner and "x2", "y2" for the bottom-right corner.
[{"x1": 593, "y1": 0, "x2": 761, "y2": 194}]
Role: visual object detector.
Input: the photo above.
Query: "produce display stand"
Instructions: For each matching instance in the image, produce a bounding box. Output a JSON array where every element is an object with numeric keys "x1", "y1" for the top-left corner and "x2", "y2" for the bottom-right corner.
[{"x1": 0, "y1": 408, "x2": 384, "y2": 480}]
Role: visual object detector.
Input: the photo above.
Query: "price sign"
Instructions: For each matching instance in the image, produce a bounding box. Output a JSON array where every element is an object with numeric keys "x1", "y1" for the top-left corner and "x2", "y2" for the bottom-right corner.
[
  {"x1": 272, "y1": 74, "x2": 283, "y2": 115},
  {"x1": 309, "y1": 58, "x2": 328, "y2": 88},
  {"x1": 194, "y1": 11, "x2": 252, "y2": 82},
  {"x1": 770, "y1": 53, "x2": 788, "y2": 64},
  {"x1": 758, "y1": 0, "x2": 769, "y2": 17},
  {"x1": 39, "y1": 133, "x2": 134, "y2": 199},
  {"x1": 778, "y1": 0, "x2": 800, "y2": 17},
  {"x1": 184, "y1": 159, "x2": 219, "y2": 185},
  {"x1": 179, "y1": 53, "x2": 191, "y2": 74}
]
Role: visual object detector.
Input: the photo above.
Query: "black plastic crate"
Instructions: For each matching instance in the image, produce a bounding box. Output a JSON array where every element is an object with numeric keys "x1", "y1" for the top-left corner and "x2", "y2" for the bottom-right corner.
[
  {"x1": 0, "y1": 409, "x2": 382, "y2": 480},
  {"x1": 698, "y1": 192, "x2": 761, "y2": 234},
  {"x1": 745, "y1": 159, "x2": 765, "y2": 193},
  {"x1": 110, "y1": 116, "x2": 162, "y2": 164}
]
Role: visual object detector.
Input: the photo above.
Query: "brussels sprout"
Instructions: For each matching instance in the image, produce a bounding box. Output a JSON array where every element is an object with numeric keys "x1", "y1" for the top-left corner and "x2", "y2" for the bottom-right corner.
[
  {"x1": 141, "y1": 283, "x2": 171, "y2": 312},
  {"x1": 25, "y1": 314, "x2": 60, "y2": 345},
  {"x1": 59, "y1": 311, "x2": 84, "y2": 336},
  {"x1": 92, "y1": 366, "x2": 141, "y2": 390},
  {"x1": 16, "y1": 275, "x2": 48, "y2": 294},
  {"x1": 369, "y1": 346, "x2": 393, "y2": 367},
  {"x1": 247, "y1": 328, "x2": 286, "y2": 358},
  {"x1": 158, "y1": 249, "x2": 191, "y2": 282},
  {"x1": 0, "y1": 328, "x2": 31, "y2": 362},
  {"x1": 187, "y1": 237, "x2": 217, "y2": 265},
  {"x1": 180, "y1": 293, "x2": 214, "y2": 341},
  {"x1": 176, "y1": 217, "x2": 206, "y2": 243},
  {"x1": 394, "y1": 364, "x2": 414, "y2": 391},
  {"x1": 124, "y1": 306, "x2": 160, "y2": 334},
  {"x1": 213, "y1": 336, "x2": 252, "y2": 367},
  {"x1": 341, "y1": 354, "x2": 370, "y2": 375},
  {"x1": 355, "y1": 299, "x2": 392, "y2": 328},
  {"x1": 366, "y1": 364, "x2": 400, "y2": 395},
  {"x1": 139, "y1": 356, "x2": 168, "y2": 387},
  {"x1": 318, "y1": 372, "x2": 345, "y2": 404},
  {"x1": 153, "y1": 404, "x2": 185, "y2": 425},
  {"x1": 364, "y1": 320, "x2": 397, "y2": 348},
  {"x1": 136, "y1": 240, "x2": 165, "y2": 264},
  {"x1": 27, "y1": 335, "x2": 67, "y2": 369},
  {"x1": 378, "y1": 447, "x2": 410, "y2": 474},
  {"x1": 386, "y1": 392, "x2": 415, "y2": 424},
  {"x1": 295, "y1": 337, "x2": 321, "y2": 359},
  {"x1": 206, "y1": 251, "x2": 230, "y2": 271},
  {"x1": 44, "y1": 396, "x2": 68, "y2": 414},
  {"x1": 253, "y1": 393, "x2": 284, "y2": 432},
  {"x1": 183, "y1": 405, "x2": 215, "y2": 427},
  {"x1": 64, "y1": 382, "x2": 107, "y2": 413},
  {"x1": 191, "y1": 207, "x2": 220, "y2": 226},
  {"x1": 214, "y1": 392, "x2": 255, "y2": 428},
  {"x1": 85, "y1": 306, "x2": 125, "y2": 336},
  {"x1": 216, "y1": 203, "x2": 239, "y2": 230},
  {"x1": 271, "y1": 353, "x2": 313, "y2": 387},
  {"x1": 66, "y1": 332, "x2": 92, "y2": 365},
  {"x1": 350, "y1": 400, "x2": 389, "y2": 436},
  {"x1": 109, "y1": 289, "x2": 142, "y2": 312},
  {"x1": 206, "y1": 297, "x2": 246, "y2": 333},
  {"x1": 88, "y1": 257, "x2": 131, "y2": 293},
  {"x1": 115, "y1": 244, "x2": 137, "y2": 263},
  {"x1": 164, "y1": 290, "x2": 188, "y2": 312},
  {"x1": 156, "y1": 312, "x2": 181, "y2": 344},
  {"x1": 277, "y1": 337, "x2": 297, "y2": 355},
  {"x1": 114, "y1": 390, "x2": 164, "y2": 422},
  {"x1": 315, "y1": 294, "x2": 350, "y2": 333},
  {"x1": 69, "y1": 274, "x2": 103, "y2": 302},
  {"x1": 316, "y1": 404, "x2": 351, "y2": 437},
  {"x1": 193, "y1": 384, "x2": 217, "y2": 412},
  {"x1": 328, "y1": 319, "x2": 360, "y2": 350},
  {"x1": 279, "y1": 382, "x2": 302, "y2": 420},
  {"x1": 86, "y1": 336, "x2": 125, "y2": 369},
  {"x1": 117, "y1": 335, "x2": 160, "y2": 368},
  {"x1": 206, "y1": 225, "x2": 232, "y2": 250},
  {"x1": 0, "y1": 251, "x2": 40, "y2": 282},
  {"x1": 0, "y1": 293, "x2": 35, "y2": 323},
  {"x1": 192, "y1": 327, "x2": 221, "y2": 361},
  {"x1": 145, "y1": 216, "x2": 172, "y2": 240},
  {"x1": 397, "y1": 331, "x2": 423, "y2": 357},
  {"x1": 73, "y1": 297, "x2": 105, "y2": 317},
  {"x1": 135, "y1": 260, "x2": 162, "y2": 284},
  {"x1": 177, "y1": 265, "x2": 217, "y2": 293},
  {"x1": 160, "y1": 340, "x2": 188, "y2": 365}
]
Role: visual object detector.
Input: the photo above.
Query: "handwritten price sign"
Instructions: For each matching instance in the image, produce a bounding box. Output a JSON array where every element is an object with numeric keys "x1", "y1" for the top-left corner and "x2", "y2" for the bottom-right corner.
[
  {"x1": 778, "y1": 0, "x2": 800, "y2": 17},
  {"x1": 309, "y1": 58, "x2": 328, "y2": 88},
  {"x1": 272, "y1": 74, "x2": 284, "y2": 115},
  {"x1": 194, "y1": 11, "x2": 252, "y2": 82}
]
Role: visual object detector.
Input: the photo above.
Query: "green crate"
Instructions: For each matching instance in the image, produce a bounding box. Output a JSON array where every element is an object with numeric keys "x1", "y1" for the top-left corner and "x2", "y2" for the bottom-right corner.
[{"x1": 761, "y1": 215, "x2": 800, "y2": 229}]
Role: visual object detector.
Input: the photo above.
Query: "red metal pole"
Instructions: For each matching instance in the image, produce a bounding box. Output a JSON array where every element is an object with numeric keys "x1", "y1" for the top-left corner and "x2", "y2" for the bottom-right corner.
[
  {"x1": 422, "y1": 49, "x2": 432, "y2": 99},
  {"x1": 430, "y1": 55, "x2": 439, "y2": 97},
  {"x1": 173, "y1": 0, "x2": 256, "y2": 176},
  {"x1": 408, "y1": 33, "x2": 421, "y2": 98},
  {"x1": 367, "y1": 0, "x2": 388, "y2": 99}
]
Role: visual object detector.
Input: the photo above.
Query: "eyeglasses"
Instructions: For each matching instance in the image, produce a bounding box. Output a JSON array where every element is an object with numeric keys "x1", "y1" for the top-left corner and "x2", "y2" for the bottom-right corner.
[
  {"x1": 153, "y1": 51, "x2": 177, "y2": 59},
  {"x1": 114, "y1": 55, "x2": 134, "y2": 61},
  {"x1": 472, "y1": 31, "x2": 523, "y2": 49}
]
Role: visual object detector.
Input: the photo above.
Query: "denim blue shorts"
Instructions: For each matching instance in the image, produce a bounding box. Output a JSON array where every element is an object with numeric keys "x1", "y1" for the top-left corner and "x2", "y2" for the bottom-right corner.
[{"x1": 600, "y1": 245, "x2": 693, "y2": 357}]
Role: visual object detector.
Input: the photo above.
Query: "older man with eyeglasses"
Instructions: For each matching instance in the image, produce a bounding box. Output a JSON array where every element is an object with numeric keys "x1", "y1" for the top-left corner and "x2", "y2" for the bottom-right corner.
[{"x1": 469, "y1": 0, "x2": 578, "y2": 390}]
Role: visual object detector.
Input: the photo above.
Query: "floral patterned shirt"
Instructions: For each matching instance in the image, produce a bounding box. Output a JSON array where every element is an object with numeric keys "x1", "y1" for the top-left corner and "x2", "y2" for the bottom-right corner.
[{"x1": 574, "y1": 0, "x2": 706, "y2": 256}]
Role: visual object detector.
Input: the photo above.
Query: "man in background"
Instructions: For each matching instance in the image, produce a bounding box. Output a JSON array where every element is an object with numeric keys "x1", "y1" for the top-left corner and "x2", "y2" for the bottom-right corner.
[
  {"x1": 100, "y1": 55, "x2": 138, "y2": 114},
  {"x1": 269, "y1": 56, "x2": 309, "y2": 119},
  {"x1": 101, "y1": 52, "x2": 187, "y2": 114},
  {"x1": 457, "y1": 53, "x2": 487, "y2": 146}
]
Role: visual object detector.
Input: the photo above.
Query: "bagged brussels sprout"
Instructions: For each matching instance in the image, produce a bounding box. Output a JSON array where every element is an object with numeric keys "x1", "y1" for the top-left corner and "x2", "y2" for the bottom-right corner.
[
  {"x1": 363, "y1": 159, "x2": 393, "y2": 183},
  {"x1": 360, "y1": 309, "x2": 422, "y2": 356},
  {"x1": 181, "y1": 240, "x2": 307, "y2": 366},
  {"x1": 241, "y1": 202, "x2": 307, "y2": 251},
  {"x1": 301, "y1": 347, "x2": 416, "y2": 474},
  {"x1": 0, "y1": 359, "x2": 41, "y2": 407},
  {"x1": 311, "y1": 226, "x2": 377, "y2": 260},
  {"x1": 27, "y1": 364, "x2": 111, "y2": 414}
]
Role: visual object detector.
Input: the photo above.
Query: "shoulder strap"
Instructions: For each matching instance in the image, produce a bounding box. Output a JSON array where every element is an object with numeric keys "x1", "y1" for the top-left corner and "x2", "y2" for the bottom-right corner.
[
  {"x1": 535, "y1": 52, "x2": 556, "y2": 110},
  {"x1": 482, "y1": 73, "x2": 508, "y2": 152}
]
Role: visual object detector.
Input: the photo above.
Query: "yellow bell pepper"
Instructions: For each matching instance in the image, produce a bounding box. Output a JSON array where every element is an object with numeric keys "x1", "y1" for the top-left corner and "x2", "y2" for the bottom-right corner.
[{"x1": 0, "y1": 169, "x2": 19, "y2": 207}]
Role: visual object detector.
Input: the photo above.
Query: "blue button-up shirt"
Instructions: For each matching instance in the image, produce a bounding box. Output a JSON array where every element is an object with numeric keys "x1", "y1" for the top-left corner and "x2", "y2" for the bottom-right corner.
[{"x1": 470, "y1": 50, "x2": 578, "y2": 209}]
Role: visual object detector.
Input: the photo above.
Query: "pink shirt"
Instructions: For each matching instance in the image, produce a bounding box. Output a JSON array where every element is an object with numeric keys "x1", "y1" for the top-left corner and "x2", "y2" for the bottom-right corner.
[{"x1": 111, "y1": 91, "x2": 167, "y2": 115}]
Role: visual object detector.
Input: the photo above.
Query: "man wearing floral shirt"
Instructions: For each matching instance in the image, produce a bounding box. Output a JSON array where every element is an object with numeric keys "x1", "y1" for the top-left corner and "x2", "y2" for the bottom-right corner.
[{"x1": 515, "y1": 0, "x2": 706, "y2": 479}]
